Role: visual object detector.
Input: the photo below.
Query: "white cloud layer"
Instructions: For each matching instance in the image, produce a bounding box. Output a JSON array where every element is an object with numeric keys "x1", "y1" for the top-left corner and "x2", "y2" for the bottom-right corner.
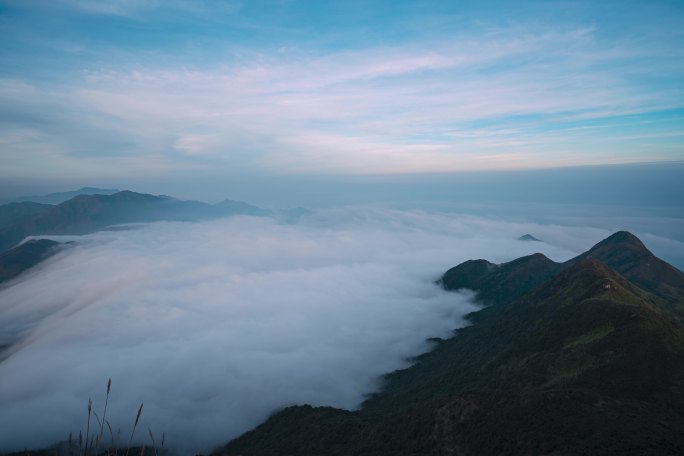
[{"x1": 0, "y1": 208, "x2": 676, "y2": 453}]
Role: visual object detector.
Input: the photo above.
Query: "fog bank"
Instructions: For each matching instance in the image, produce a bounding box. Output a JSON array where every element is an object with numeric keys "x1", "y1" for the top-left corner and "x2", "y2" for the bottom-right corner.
[{"x1": 0, "y1": 207, "x2": 679, "y2": 452}]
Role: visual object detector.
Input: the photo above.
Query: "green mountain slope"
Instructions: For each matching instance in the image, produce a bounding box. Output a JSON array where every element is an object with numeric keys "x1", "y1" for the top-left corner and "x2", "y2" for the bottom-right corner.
[
  {"x1": 571, "y1": 231, "x2": 684, "y2": 312},
  {"x1": 440, "y1": 231, "x2": 684, "y2": 321},
  {"x1": 218, "y1": 232, "x2": 684, "y2": 456}
]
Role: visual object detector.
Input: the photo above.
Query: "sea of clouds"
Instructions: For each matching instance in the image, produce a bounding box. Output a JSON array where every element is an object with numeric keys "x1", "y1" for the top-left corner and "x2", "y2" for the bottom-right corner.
[{"x1": 0, "y1": 207, "x2": 679, "y2": 453}]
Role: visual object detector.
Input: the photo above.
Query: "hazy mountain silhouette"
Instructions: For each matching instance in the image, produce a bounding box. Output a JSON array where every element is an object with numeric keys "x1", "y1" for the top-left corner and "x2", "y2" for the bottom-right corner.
[
  {"x1": 0, "y1": 187, "x2": 120, "y2": 205},
  {"x1": 0, "y1": 202, "x2": 53, "y2": 230},
  {"x1": 219, "y1": 232, "x2": 684, "y2": 455},
  {"x1": 277, "y1": 207, "x2": 315, "y2": 224},
  {"x1": 0, "y1": 190, "x2": 271, "y2": 254}
]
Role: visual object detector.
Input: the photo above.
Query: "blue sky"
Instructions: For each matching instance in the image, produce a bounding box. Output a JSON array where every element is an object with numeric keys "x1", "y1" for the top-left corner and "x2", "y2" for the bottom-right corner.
[{"x1": 1, "y1": 0, "x2": 683, "y2": 188}]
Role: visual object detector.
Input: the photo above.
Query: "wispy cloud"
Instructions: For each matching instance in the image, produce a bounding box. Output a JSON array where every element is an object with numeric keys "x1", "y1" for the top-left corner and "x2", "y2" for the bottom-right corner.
[
  {"x1": 1, "y1": 1, "x2": 683, "y2": 179},
  {"x1": 49, "y1": 0, "x2": 241, "y2": 18}
]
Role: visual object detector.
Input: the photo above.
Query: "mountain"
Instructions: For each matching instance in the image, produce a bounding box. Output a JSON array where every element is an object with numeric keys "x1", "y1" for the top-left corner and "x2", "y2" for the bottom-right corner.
[
  {"x1": 517, "y1": 233, "x2": 542, "y2": 241},
  {"x1": 217, "y1": 232, "x2": 684, "y2": 455},
  {"x1": 214, "y1": 199, "x2": 272, "y2": 217},
  {"x1": 0, "y1": 239, "x2": 61, "y2": 285},
  {"x1": 0, "y1": 191, "x2": 270, "y2": 254},
  {"x1": 570, "y1": 231, "x2": 684, "y2": 314},
  {"x1": 0, "y1": 202, "x2": 53, "y2": 230},
  {"x1": 439, "y1": 252, "x2": 562, "y2": 307},
  {"x1": 440, "y1": 230, "x2": 684, "y2": 322},
  {"x1": 276, "y1": 207, "x2": 314, "y2": 224},
  {"x1": 0, "y1": 187, "x2": 120, "y2": 205}
]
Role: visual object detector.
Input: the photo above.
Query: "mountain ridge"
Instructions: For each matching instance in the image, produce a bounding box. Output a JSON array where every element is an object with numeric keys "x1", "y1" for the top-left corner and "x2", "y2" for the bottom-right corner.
[
  {"x1": 0, "y1": 190, "x2": 271, "y2": 254},
  {"x1": 0, "y1": 187, "x2": 120, "y2": 205},
  {"x1": 440, "y1": 230, "x2": 684, "y2": 321}
]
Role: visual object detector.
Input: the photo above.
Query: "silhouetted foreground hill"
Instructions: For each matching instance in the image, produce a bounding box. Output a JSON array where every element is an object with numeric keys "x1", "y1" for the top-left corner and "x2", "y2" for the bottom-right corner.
[
  {"x1": 0, "y1": 191, "x2": 270, "y2": 254},
  {"x1": 218, "y1": 232, "x2": 684, "y2": 455}
]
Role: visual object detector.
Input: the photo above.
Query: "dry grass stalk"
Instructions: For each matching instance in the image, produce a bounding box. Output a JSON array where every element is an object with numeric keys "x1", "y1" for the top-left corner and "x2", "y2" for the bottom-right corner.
[
  {"x1": 105, "y1": 420, "x2": 116, "y2": 456},
  {"x1": 95, "y1": 378, "x2": 111, "y2": 456},
  {"x1": 147, "y1": 428, "x2": 157, "y2": 456},
  {"x1": 85, "y1": 399, "x2": 92, "y2": 456},
  {"x1": 93, "y1": 413, "x2": 102, "y2": 436},
  {"x1": 124, "y1": 403, "x2": 144, "y2": 456},
  {"x1": 65, "y1": 381, "x2": 165, "y2": 456},
  {"x1": 99, "y1": 380, "x2": 112, "y2": 442}
]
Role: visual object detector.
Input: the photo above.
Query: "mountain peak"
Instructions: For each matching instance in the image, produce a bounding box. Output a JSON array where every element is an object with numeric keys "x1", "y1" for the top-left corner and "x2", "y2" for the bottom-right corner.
[
  {"x1": 517, "y1": 234, "x2": 542, "y2": 242},
  {"x1": 507, "y1": 252, "x2": 553, "y2": 266},
  {"x1": 570, "y1": 231, "x2": 654, "y2": 269},
  {"x1": 563, "y1": 231, "x2": 684, "y2": 315},
  {"x1": 592, "y1": 231, "x2": 647, "y2": 251}
]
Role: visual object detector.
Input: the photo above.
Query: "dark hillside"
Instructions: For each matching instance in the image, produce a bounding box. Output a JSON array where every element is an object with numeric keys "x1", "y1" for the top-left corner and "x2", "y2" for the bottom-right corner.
[
  {"x1": 0, "y1": 239, "x2": 61, "y2": 285},
  {"x1": 440, "y1": 253, "x2": 562, "y2": 306}
]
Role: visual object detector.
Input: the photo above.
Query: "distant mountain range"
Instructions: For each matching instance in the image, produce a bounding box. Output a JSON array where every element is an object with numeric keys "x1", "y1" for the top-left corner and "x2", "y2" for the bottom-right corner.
[
  {"x1": 0, "y1": 187, "x2": 120, "y2": 205},
  {"x1": 0, "y1": 190, "x2": 271, "y2": 257},
  {"x1": 219, "y1": 231, "x2": 684, "y2": 455}
]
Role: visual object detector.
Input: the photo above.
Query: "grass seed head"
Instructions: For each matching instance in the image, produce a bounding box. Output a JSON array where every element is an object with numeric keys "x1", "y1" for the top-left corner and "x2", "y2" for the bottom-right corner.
[{"x1": 135, "y1": 403, "x2": 143, "y2": 427}]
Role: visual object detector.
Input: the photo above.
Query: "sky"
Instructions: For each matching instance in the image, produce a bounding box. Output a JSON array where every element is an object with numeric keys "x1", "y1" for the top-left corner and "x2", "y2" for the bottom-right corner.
[{"x1": 1, "y1": 0, "x2": 683, "y2": 195}]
